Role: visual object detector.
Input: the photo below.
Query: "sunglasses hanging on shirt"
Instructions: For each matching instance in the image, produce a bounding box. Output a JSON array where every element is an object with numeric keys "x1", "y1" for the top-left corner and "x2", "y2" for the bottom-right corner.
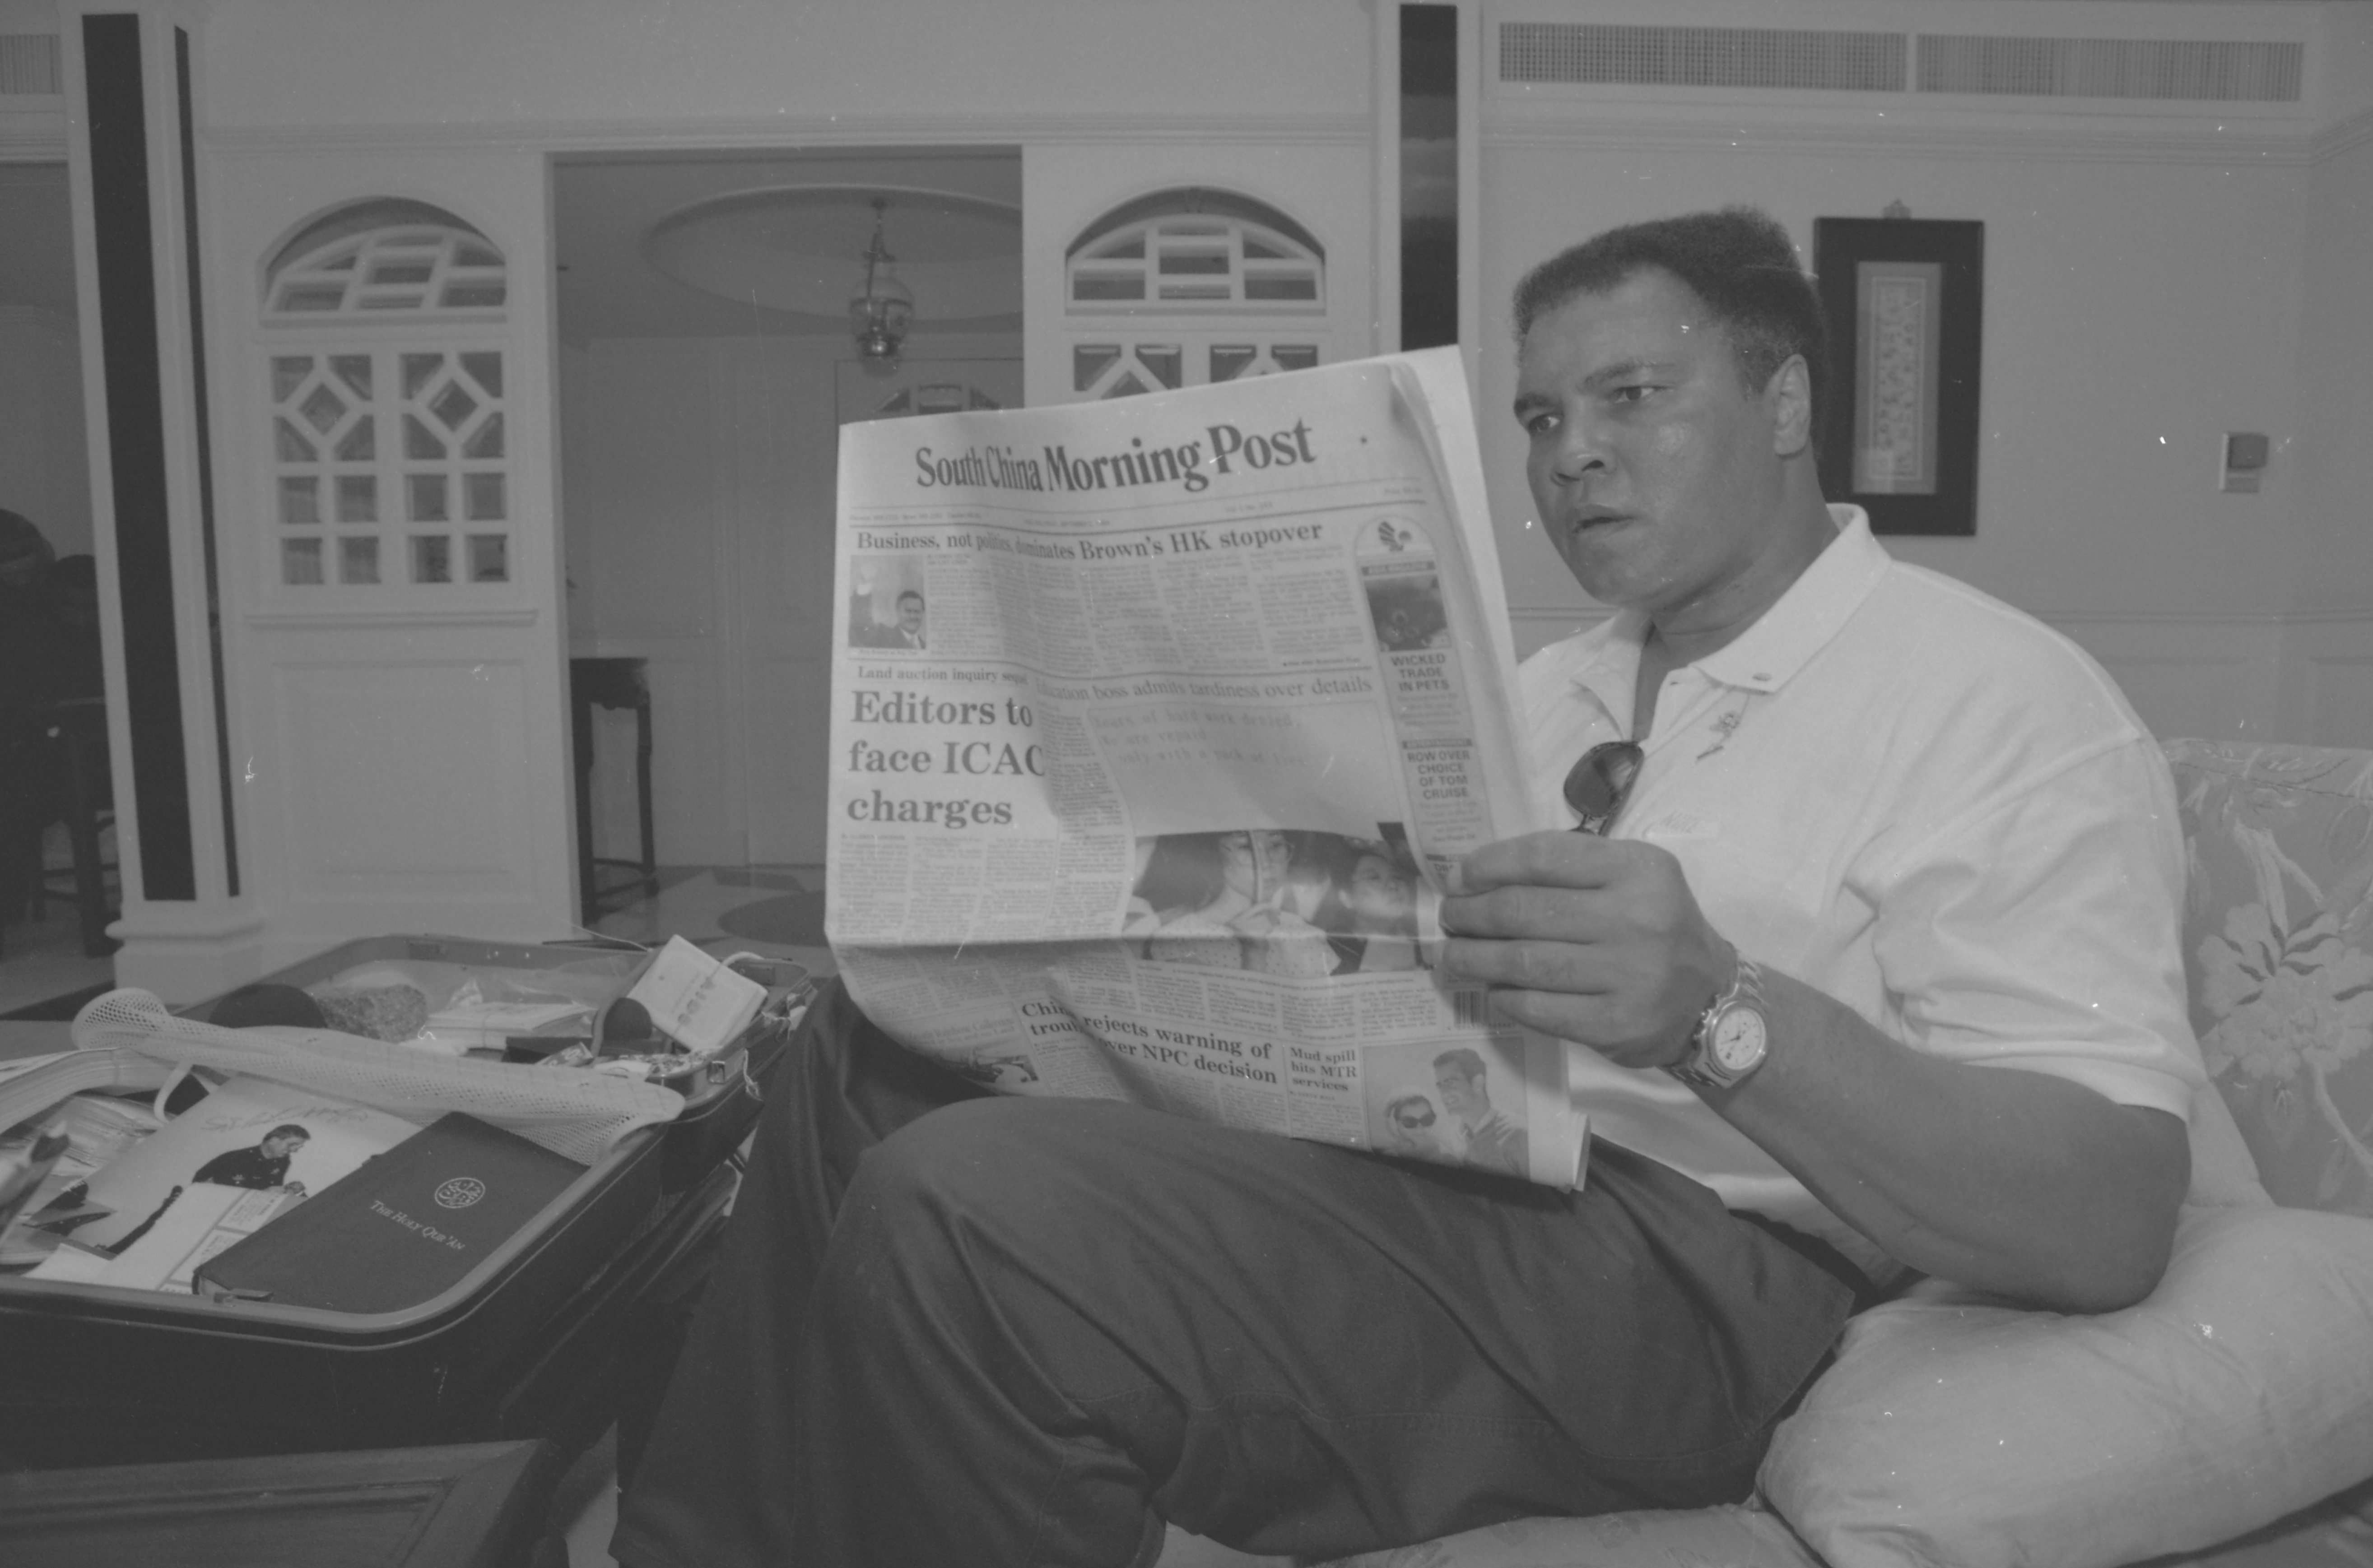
[{"x1": 1563, "y1": 741, "x2": 1643, "y2": 836}]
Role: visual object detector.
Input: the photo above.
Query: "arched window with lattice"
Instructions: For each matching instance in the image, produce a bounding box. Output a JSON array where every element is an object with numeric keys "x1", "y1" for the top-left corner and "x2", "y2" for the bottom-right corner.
[
  {"x1": 1063, "y1": 188, "x2": 1330, "y2": 401},
  {"x1": 260, "y1": 199, "x2": 513, "y2": 589}
]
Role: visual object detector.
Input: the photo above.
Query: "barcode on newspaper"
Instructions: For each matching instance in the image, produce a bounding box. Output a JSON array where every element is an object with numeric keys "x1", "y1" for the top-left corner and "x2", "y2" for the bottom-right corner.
[{"x1": 1452, "y1": 989, "x2": 1487, "y2": 1027}]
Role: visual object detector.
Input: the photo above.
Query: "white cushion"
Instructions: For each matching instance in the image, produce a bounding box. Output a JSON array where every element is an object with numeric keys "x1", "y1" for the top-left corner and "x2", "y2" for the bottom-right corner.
[
  {"x1": 1760, "y1": 1204, "x2": 2373, "y2": 1568},
  {"x1": 1308, "y1": 1500, "x2": 1823, "y2": 1568}
]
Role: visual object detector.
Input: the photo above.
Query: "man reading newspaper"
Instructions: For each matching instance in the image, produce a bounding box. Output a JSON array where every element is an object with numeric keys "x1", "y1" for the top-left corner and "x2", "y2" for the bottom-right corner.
[{"x1": 615, "y1": 209, "x2": 2200, "y2": 1568}]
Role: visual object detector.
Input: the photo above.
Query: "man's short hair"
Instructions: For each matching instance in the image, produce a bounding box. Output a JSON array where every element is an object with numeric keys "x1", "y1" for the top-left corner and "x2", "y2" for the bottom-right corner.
[
  {"x1": 265, "y1": 1124, "x2": 310, "y2": 1143},
  {"x1": 1511, "y1": 206, "x2": 1830, "y2": 437},
  {"x1": 1432, "y1": 1047, "x2": 1488, "y2": 1083},
  {"x1": 897, "y1": 589, "x2": 924, "y2": 607}
]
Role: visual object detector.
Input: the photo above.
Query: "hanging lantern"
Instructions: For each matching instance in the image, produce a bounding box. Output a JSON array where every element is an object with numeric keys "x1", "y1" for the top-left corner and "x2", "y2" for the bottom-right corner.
[{"x1": 848, "y1": 198, "x2": 915, "y2": 366}]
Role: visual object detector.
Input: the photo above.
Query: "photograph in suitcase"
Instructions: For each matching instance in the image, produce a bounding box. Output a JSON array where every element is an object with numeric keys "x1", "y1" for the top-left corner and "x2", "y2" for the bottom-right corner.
[{"x1": 51, "y1": 1072, "x2": 420, "y2": 1256}]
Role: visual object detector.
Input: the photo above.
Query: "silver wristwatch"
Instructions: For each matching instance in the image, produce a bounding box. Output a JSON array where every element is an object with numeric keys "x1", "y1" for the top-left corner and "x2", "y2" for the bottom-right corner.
[{"x1": 1666, "y1": 952, "x2": 1770, "y2": 1092}]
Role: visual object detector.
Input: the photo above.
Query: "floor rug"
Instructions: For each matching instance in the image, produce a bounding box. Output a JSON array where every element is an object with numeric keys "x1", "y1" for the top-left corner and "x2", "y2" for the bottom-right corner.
[
  {"x1": 708, "y1": 868, "x2": 814, "y2": 892},
  {"x1": 717, "y1": 891, "x2": 829, "y2": 946}
]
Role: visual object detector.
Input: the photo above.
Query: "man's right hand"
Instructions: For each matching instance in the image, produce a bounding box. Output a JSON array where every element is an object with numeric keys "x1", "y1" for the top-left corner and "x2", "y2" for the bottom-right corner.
[{"x1": 1438, "y1": 830, "x2": 1732, "y2": 1072}]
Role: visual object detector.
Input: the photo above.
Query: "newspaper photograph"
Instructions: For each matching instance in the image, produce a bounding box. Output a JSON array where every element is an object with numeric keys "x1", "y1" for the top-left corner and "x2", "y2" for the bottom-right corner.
[{"x1": 827, "y1": 348, "x2": 1589, "y2": 1189}]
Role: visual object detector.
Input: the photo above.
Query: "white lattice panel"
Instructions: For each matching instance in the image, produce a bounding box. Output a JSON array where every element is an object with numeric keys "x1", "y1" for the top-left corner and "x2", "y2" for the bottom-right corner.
[
  {"x1": 1916, "y1": 36, "x2": 2302, "y2": 103},
  {"x1": 1498, "y1": 23, "x2": 1906, "y2": 92}
]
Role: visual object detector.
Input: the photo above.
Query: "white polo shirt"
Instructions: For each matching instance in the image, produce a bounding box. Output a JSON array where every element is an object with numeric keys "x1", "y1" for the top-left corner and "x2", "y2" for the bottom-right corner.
[{"x1": 1520, "y1": 507, "x2": 2215, "y2": 1273}]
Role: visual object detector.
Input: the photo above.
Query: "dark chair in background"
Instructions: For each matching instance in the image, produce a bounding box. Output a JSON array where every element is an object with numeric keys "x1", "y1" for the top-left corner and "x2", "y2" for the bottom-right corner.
[
  {"x1": 27, "y1": 698, "x2": 118, "y2": 957},
  {"x1": 0, "y1": 549, "x2": 114, "y2": 960},
  {"x1": 0, "y1": 699, "x2": 116, "y2": 960}
]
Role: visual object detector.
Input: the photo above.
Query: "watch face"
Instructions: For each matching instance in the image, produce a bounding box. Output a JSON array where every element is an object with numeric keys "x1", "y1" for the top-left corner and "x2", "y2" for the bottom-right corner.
[{"x1": 1710, "y1": 1008, "x2": 1767, "y2": 1073}]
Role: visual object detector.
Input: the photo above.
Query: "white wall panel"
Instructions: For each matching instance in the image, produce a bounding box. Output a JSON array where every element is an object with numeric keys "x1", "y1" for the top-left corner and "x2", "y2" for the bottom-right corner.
[
  {"x1": 2048, "y1": 616, "x2": 2289, "y2": 745},
  {"x1": 270, "y1": 658, "x2": 535, "y2": 894},
  {"x1": 2303, "y1": 655, "x2": 2373, "y2": 748},
  {"x1": 2290, "y1": 615, "x2": 2373, "y2": 747},
  {"x1": 2295, "y1": 117, "x2": 2373, "y2": 616}
]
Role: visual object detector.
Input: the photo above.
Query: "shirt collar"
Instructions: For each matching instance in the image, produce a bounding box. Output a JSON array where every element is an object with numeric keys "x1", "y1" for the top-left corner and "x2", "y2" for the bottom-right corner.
[
  {"x1": 1693, "y1": 504, "x2": 1889, "y2": 693},
  {"x1": 1559, "y1": 504, "x2": 1889, "y2": 719}
]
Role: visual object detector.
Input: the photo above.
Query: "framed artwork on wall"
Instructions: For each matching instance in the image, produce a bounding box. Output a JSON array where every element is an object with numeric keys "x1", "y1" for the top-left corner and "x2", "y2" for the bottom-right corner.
[{"x1": 1812, "y1": 217, "x2": 1983, "y2": 536}]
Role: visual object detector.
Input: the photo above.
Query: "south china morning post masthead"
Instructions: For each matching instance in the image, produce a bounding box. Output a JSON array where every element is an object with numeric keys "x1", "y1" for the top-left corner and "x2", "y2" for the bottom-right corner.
[{"x1": 909, "y1": 416, "x2": 1319, "y2": 499}]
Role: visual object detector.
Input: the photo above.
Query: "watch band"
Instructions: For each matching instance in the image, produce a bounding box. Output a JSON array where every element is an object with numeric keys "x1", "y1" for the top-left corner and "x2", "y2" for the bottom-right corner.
[{"x1": 1665, "y1": 952, "x2": 1768, "y2": 1090}]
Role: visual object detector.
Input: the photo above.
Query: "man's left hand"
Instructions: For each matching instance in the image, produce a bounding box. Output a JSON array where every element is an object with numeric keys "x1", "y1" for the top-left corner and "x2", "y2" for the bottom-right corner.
[{"x1": 1440, "y1": 831, "x2": 1734, "y2": 1071}]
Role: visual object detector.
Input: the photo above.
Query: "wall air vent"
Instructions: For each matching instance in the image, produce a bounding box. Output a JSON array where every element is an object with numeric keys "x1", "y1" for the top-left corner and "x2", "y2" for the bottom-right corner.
[
  {"x1": 1917, "y1": 36, "x2": 2302, "y2": 102},
  {"x1": 1499, "y1": 23, "x2": 1906, "y2": 92},
  {"x1": 0, "y1": 33, "x2": 61, "y2": 95}
]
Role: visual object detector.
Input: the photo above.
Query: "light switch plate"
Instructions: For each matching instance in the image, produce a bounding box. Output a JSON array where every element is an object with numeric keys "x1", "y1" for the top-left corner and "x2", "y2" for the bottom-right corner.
[{"x1": 2222, "y1": 431, "x2": 2269, "y2": 494}]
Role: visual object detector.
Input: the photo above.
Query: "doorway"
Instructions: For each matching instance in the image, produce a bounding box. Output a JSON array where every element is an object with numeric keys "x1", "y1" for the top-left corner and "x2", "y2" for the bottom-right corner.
[{"x1": 550, "y1": 147, "x2": 1022, "y2": 966}]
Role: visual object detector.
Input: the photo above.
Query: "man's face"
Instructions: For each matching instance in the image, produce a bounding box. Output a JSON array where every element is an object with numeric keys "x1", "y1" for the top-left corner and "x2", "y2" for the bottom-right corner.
[
  {"x1": 1514, "y1": 268, "x2": 1788, "y2": 625},
  {"x1": 261, "y1": 1132, "x2": 307, "y2": 1161},
  {"x1": 896, "y1": 594, "x2": 924, "y2": 633},
  {"x1": 1435, "y1": 1067, "x2": 1482, "y2": 1122}
]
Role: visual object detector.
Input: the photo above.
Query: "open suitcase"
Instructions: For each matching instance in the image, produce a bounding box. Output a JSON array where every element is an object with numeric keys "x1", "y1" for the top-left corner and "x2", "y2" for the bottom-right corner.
[{"x1": 0, "y1": 935, "x2": 809, "y2": 1472}]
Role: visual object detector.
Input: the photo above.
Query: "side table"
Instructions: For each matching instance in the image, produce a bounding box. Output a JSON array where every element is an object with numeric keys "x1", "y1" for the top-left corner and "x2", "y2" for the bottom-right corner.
[{"x1": 568, "y1": 657, "x2": 659, "y2": 924}]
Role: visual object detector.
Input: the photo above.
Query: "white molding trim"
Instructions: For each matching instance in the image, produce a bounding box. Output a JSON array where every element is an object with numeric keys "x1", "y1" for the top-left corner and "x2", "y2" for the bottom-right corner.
[
  {"x1": 0, "y1": 300, "x2": 74, "y2": 332},
  {"x1": 1508, "y1": 602, "x2": 2373, "y2": 632},
  {"x1": 0, "y1": 104, "x2": 65, "y2": 159},
  {"x1": 200, "y1": 112, "x2": 1372, "y2": 158},
  {"x1": 243, "y1": 606, "x2": 544, "y2": 630},
  {"x1": 109, "y1": 902, "x2": 270, "y2": 1006},
  {"x1": 1483, "y1": 107, "x2": 2318, "y2": 166},
  {"x1": 2313, "y1": 102, "x2": 2373, "y2": 164},
  {"x1": 2037, "y1": 607, "x2": 2373, "y2": 628}
]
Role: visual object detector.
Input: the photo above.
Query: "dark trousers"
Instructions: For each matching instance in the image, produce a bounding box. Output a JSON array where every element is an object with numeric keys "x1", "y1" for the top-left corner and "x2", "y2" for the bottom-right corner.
[{"x1": 611, "y1": 980, "x2": 1856, "y2": 1568}]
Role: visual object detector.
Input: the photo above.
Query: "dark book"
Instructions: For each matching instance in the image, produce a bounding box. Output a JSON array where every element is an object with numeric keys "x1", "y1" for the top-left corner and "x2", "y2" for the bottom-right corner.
[{"x1": 193, "y1": 1113, "x2": 584, "y2": 1314}]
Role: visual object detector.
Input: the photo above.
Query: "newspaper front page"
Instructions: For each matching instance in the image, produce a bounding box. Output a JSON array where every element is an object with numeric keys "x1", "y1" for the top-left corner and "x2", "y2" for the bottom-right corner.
[{"x1": 827, "y1": 348, "x2": 1587, "y2": 1189}]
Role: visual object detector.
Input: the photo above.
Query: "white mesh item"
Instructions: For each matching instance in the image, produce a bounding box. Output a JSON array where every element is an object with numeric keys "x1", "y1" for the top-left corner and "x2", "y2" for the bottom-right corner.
[{"x1": 72, "y1": 988, "x2": 684, "y2": 1165}]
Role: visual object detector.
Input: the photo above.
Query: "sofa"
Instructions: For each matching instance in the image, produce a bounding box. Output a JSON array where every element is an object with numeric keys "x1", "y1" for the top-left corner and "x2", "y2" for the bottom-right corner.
[{"x1": 1175, "y1": 738, "x2": 2373, "y2": 1568}]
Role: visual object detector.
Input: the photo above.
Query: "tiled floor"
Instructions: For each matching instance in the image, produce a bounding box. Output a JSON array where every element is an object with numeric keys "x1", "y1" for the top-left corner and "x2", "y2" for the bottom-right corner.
[{"x1": 584, "y1": 864, "x2": 836, "y2": 987}]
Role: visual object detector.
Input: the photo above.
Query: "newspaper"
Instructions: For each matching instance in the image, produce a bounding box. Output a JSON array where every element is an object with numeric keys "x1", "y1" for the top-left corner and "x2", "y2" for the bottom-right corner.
[{"x1": 828, "y1": 348, "x2": 1587, "y2": 1188}]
